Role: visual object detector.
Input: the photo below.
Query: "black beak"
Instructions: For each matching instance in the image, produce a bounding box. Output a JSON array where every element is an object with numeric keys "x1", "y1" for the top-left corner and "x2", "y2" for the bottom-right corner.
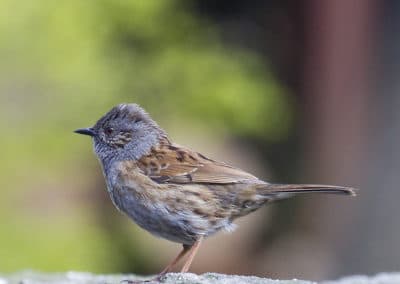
[{"x1": 74, "y1": 127, "x2": 95, "y2": 137}]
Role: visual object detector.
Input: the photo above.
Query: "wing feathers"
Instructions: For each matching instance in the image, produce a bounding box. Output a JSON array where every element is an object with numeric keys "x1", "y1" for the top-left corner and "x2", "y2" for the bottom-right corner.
[
  {"x1": 137, "y1": 141, "x2": 259, "y2": 185},
  {"x1": 137, "y1": 140, "x2": 357, "y2": 198}
]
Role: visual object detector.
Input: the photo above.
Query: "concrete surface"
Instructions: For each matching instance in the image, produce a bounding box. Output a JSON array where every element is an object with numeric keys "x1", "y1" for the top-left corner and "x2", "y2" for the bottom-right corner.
[{"x1": 1, "y1": 271, "x2": 400, "y2": 284}]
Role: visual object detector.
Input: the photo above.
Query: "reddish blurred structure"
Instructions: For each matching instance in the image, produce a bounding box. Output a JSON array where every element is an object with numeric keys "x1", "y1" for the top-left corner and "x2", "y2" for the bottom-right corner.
[
  {"x1": 194, "y1": 0, "x2": 400, "y2": 280},
  {"x1": 301, "y1": 0, "x2": 375, "y2": 279}
]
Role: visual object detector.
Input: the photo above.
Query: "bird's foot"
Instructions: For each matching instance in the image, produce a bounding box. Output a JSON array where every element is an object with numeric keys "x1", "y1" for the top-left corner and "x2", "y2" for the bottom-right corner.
[{"x1": 120, "y1": 273, "x2": 167, "y2": 284}]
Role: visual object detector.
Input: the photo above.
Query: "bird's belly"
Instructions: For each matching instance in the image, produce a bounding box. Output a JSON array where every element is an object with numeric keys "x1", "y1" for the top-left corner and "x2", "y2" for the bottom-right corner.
[{"x1": 108, "y1": 186, "x2": 211, "y2": 245}]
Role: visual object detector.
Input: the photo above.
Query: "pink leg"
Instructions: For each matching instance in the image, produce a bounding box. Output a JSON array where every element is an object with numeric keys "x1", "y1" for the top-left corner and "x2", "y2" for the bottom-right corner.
[
  {"x1": 157, "y1": 244, "x2": 191, "y2": 276},
  {"x1": 122, "y1": 238, "x2": 204, "y2": 283},
  {"x1": 180, "y1": 237, "x2": 203, "y2": 273}
]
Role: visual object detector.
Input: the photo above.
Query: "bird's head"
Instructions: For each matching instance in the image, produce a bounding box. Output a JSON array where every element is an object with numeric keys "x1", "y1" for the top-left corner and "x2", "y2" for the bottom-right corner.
[{"x1": 75, "y1": 103, "x2": 166, "y2": 163}]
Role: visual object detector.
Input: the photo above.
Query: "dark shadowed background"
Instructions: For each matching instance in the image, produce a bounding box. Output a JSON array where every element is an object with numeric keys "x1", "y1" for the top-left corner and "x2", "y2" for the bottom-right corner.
[{"x1": 0, "y1": 0, "x2": 398, "y2": 281}]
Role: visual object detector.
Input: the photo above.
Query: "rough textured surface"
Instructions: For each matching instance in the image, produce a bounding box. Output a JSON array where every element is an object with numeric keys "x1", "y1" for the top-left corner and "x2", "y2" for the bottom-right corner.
[{"x1": 0, "y1": 272, "x2": 400, "y2": 284}]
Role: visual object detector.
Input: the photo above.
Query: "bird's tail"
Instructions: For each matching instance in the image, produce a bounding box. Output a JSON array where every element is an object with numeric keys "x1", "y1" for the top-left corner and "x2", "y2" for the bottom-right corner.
[{"x1": 257, "y1": 183, "x2": 357, "y2": 197}]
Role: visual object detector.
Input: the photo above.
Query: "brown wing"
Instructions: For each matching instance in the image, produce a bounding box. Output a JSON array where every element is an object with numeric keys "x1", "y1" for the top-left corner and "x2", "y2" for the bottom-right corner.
[{"x1": 137, "y1": 142, "x2": 260, "y2": 185}]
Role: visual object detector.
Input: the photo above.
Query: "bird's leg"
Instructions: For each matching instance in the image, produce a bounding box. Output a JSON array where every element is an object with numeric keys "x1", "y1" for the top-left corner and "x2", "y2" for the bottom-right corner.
[
  {"x1": 180, "y1": 237, "x2": 203, "y2": 273},
  {"x1": 121, "y1": 239, "x2": 203, "y2": 283},
  {"x1": 156, "y1": 244, "x2": 191, "y2": 277},
  {"x1": 121, "y1": 244, "x2": 191, "y2": 284}
]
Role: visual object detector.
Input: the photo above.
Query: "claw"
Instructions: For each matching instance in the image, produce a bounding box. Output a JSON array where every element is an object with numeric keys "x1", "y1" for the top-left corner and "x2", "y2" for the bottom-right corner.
[{"x1": 120, "y1": 274, "x2": 166, "y2": 284}]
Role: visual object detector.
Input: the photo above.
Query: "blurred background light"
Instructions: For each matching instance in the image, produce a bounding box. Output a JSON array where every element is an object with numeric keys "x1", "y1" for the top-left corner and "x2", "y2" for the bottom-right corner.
[{"x1": 0, "y1": 0, "x2": 397, "y2": 282}]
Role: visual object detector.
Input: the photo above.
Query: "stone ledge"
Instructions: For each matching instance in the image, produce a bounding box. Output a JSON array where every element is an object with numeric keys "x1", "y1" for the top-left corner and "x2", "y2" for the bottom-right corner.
[{"x1": 1, "y1": 271, "x2": 400, "y2": 284}]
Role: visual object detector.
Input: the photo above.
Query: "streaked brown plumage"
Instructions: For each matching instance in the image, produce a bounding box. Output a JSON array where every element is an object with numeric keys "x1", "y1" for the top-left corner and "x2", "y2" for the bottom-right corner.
[{"x1": 75, "y1": 103, "x2": 356, "y2": 282}]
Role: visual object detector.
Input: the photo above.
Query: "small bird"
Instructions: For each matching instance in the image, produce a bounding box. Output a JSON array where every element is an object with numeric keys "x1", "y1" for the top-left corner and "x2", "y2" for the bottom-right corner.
[{"x1": 75, "y1": 103, "x2": 355, "y2": 282}]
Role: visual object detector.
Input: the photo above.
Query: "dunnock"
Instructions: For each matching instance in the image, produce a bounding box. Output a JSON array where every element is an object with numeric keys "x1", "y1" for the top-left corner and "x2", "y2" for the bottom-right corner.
[{"x1": 75, "y1": 103, "x2": 355, "y2": 282}]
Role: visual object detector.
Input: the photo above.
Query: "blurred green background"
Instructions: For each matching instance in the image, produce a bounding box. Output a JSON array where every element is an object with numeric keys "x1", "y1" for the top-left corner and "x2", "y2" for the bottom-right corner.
[
  {"x1": 0, "y1": 0, "x2": 291, "y2": 274},
  {"x1": 0, "y1": 0, "x2": 398, "y2": 281}
]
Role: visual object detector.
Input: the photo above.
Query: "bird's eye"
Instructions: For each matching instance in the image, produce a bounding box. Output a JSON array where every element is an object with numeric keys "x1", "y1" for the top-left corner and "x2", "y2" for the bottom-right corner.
[{"x1": 104, "y1": 127, "x2": 114, "y2": 136}]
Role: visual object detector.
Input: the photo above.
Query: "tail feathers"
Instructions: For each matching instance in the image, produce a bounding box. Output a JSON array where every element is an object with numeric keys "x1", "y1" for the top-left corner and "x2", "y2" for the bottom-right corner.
[{"x1": 259, "y1": 184, "x2": 357, "y2": 196}]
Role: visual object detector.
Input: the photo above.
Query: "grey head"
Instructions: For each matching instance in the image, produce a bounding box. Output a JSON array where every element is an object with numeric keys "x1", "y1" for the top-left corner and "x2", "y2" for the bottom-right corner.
[{"x1": 75, "y1": 103, "x2": 167, "y2": 164}]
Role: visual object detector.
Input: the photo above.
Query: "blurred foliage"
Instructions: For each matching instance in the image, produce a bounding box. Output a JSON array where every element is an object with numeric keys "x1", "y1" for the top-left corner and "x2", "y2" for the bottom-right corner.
[{"x1": 0, "y1": 0, "x2": 292, "y2": 272}]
